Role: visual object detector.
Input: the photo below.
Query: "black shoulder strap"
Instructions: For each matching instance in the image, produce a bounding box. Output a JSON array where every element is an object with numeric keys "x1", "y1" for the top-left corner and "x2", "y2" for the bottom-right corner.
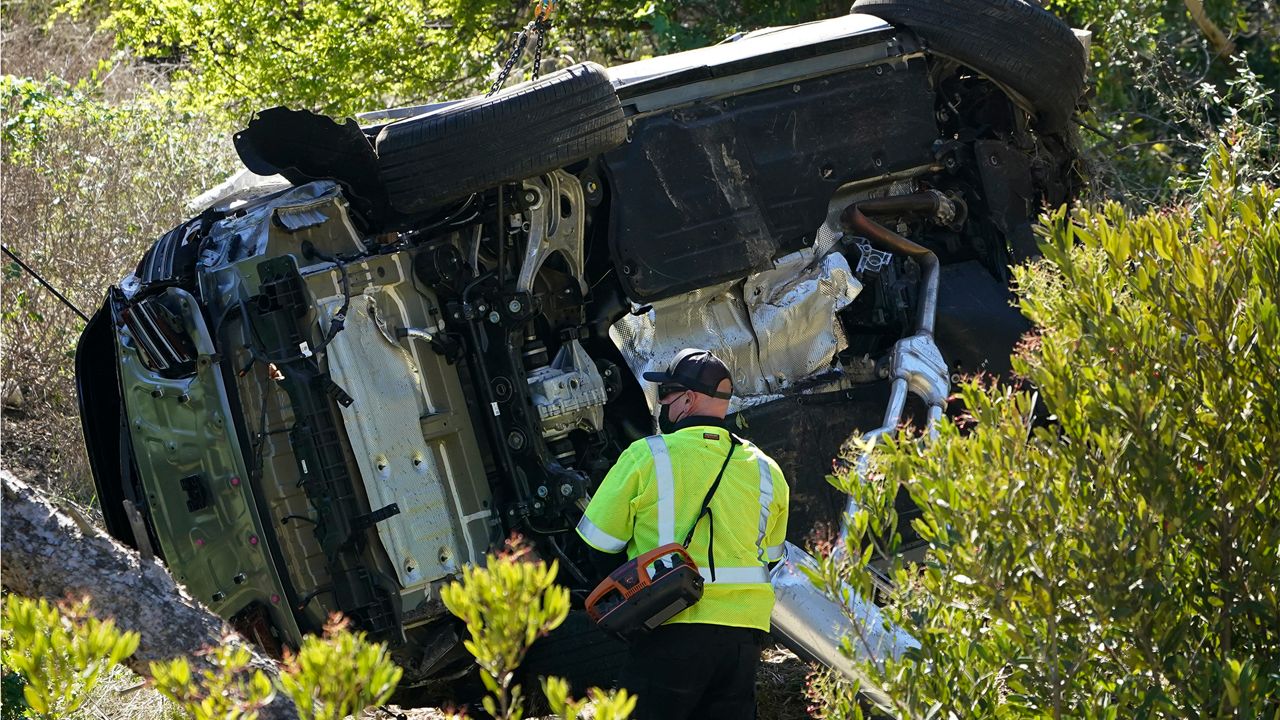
[{"x1": 681, "y1": 434, "x2": 741, "y2": 582}]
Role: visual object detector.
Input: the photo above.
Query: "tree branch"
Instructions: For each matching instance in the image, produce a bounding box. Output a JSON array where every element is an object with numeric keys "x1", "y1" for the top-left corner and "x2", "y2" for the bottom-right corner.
[{"x1": 1183, "y1": 0, "x2": 1237, "y2": 58}]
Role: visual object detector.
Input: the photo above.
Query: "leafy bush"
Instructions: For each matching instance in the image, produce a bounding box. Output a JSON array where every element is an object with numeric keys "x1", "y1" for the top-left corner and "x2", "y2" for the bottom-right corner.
[
  {"x1": 0, "y1": 595, "x2": 140, "y2": 719},
  {"x1": 0, "y1": 592, "x2": 402, "y2": 720},
  {"x1": 278, "y1": 614, "x2": 402, "y2": 720},
  {"x1": 150, "y1": 615, "x2": 401, "y2": 720},
  {"x1": 541, "y1": 675, "x2": 636, "y2": 720},
  {"x1": 440, "y1": 542, "x2": 633, "y2": 720},
  {"x1": 814, "y1": 145, "x2": 1280, "y2": 717},
  {"x1": 150, "y1": 644, "x2": 276, "y2": 720},
  {"x1": 441, "y1": 543, "x2": 571, "y2": 720}
]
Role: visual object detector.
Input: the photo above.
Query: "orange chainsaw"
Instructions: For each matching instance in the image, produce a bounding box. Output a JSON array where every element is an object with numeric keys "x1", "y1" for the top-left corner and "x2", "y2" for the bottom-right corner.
[{"x1": 585, "y1": 543, "x2": 703, "y2": 640}]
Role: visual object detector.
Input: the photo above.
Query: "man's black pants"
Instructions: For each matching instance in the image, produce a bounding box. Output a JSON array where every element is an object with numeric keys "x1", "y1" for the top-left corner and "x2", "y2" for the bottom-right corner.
[{"x1": 617, "y1": 623, "x2": 766, "y2": 719}]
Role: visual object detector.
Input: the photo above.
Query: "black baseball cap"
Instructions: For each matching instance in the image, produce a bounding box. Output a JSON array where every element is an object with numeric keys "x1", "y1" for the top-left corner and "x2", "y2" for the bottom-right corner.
[{"x1": 643, "y1": 348, "x2": 733, "y2": 400}]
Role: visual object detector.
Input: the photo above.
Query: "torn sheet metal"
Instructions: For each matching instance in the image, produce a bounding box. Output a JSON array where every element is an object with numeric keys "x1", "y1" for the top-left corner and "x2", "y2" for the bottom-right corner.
[
  {"x1": 188, "y1": 168, "x2": 292, "y2": 214},
  {"x1": 197, "y1": 181, "x2": 364, "y2": 274},
  {"x1": 610, "y1": 247, "x2": 860, "y2": 408},
  {"x1": 745, "y1": 250, "x2": 860, "y2": 391},
  {"x1": 770, "y1": 542, "x2": 918, "y2": 714},
  {"x1": 274, "y1": 202, "x2": 330, "y2": 232},
  {"x1": 611, "y1": 281, "x2": 762, "y2": 410}
]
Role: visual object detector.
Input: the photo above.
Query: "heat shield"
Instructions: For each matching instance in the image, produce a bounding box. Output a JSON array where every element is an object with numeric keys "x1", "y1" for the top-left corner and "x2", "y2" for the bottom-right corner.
[{"x1": 610, "y1": 248, "x2": 861, "y2": 408}]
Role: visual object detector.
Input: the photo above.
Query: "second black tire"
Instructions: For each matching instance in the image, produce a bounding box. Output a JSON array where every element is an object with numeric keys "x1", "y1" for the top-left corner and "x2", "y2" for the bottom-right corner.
[
  {"x1": 851, "y1": 0, "x2": 1086, "y2": 132},
  {"x1": 375, "y1": 62, "x2": 627, "y2": 215},
  {"x1": 520, "y1": 610, "x2": 629, "y2": 694}
]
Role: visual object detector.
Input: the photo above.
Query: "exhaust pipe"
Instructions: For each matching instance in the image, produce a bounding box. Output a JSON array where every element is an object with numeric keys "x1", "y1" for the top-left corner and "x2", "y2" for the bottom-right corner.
[{"x1": 767, "y1": 193, "x2": 960, "y2": 717}]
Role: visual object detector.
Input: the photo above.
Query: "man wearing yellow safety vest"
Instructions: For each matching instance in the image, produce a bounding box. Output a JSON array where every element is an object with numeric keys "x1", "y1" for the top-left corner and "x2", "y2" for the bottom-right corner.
[{"x1": 576, "y1": 348, "x2": 790, "y2": 719}]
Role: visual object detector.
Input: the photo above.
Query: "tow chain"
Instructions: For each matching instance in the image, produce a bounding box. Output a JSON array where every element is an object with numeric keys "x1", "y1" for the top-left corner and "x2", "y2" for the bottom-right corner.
[{"x1": 487, "y1": 0, "x2": 555, "y2": 96}]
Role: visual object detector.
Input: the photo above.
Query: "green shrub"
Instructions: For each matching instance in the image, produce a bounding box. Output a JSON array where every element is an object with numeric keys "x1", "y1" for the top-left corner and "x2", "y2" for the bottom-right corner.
[
  {"x1": 150, "y1": 643, "x2": 275, "y2": 720},
  {"x1": 0, "y1": 595, "x2": 140, "y2": 719},
  {"x1": 278, "y1": 614, "x2": 402, "y2": 720},
  {"x1": 1, "y1": 669, "x2": 28, "y2": 720},
  {"x1": 815, "y1": 144, "x2": 1280, "y2": 717},
  {"x1": 0, "y1": 595, "x2": 401, "y2": 720},
  {"x1": 437, "y1": 541, "x2": 634, "y2": 719},
  {"x1": 440, "y1": 543, "x2": 571, "y2": 720},
  {"x1": 541, "y1": 675, "x2": 636, "y2": 720},
  {"x1": 149, "y1": 615, "x2": 402, "y2": 720}
]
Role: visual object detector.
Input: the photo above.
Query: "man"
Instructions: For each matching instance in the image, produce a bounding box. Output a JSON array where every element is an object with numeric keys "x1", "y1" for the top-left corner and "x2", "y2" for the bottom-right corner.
[{"x1": 576, "y1": 348, "x2": 790, "y2": 719}]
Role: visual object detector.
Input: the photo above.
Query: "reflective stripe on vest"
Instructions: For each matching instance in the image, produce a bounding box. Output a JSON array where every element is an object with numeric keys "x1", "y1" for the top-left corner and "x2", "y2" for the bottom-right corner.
[
  {"x1": 647, "y1": 435, "x2": 676, "y2": 546},
  {"x1": 699, "y1": 566, "x2": 769, "y2": 584},
  {"x1": 755, "y1": 458, "x2": 774, "y2": 563},
  {"x1": 648, "y1": 434, "x2": 771, "y2": 579},
  {"x1": 576, "y1": 515, "x2": 627, "y2": 553}
]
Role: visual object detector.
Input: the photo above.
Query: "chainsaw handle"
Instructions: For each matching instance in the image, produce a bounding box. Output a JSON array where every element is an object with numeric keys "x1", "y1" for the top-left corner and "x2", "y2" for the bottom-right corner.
[
  {"x1": 585, "y1": 576, "x2": 627, "y2": 622},
  {"x1": 585, "y1": 543, "x2": 696, "y2": 622}
]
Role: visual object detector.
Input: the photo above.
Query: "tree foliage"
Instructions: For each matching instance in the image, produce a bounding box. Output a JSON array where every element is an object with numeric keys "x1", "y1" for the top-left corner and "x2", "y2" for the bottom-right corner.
[
  {"x1": 54, "y1": 0, "x2": 843, "y2": 120},
  {"x1": 817, "y1": 145, "x2": 1280, "y2": 717},
  {"x1": 1046, "y1": 0, "x2": 1279, "y2": 203}
]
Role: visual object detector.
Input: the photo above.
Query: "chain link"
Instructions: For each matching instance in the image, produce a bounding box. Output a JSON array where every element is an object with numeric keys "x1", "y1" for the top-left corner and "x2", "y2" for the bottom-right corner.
[
  {"x1": 531, "y1": 16, "x2": 552, "y2": 81},
  {"x1": 486, "y1": 1, "x2": 554, "y2": 96},
  {"x1": 488, "y1": 28, "x2": 530, "y2": 96}
]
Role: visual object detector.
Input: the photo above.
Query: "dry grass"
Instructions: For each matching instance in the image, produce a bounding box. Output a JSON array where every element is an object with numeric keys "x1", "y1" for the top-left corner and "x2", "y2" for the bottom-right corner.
[
  {"x1": 65, "y1": 665, "x2": 457, "y2": 720},
  {"x1": 1, "y1": 1, "x2": 235, "y2": 501},
  {"x1": 759, "y1": 644, "x2": 819, "y2": 720},
  {"x1": 1, "y1": 113, "x2": 233, "y2": 500},
  {"x1": 72, "y1": 664, "x2": 182, "y2": 720}
]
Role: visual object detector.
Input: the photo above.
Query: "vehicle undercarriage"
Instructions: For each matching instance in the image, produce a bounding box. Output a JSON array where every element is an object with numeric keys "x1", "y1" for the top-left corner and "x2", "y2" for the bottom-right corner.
[{"x1": 76, "y1": 6, "x2": 1086, "y2": 705}]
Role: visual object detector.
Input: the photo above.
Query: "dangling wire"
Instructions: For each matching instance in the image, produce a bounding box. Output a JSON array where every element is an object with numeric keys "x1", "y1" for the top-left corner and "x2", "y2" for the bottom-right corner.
[{"x1": 1, "y1": 244, "x2": 89, "y2": 323}]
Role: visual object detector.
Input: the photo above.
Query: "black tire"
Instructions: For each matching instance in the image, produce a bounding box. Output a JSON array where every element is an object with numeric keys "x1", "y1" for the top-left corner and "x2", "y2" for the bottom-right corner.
[
  {"x1": 851, "y1": 0, "x2": 1085, "y2": 132},
  {"x1": 520, "y1": 610, "x2": 629, "y2": 694},
  {"x1": 375, "y1": 62, "x2": 627, "y2": 214}
]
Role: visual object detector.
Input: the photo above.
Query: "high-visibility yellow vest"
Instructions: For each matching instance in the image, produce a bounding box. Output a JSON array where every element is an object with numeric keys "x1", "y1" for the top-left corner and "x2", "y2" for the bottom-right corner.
[{"x1": 577, "y1": 424, "x2": 789, "y2": 631}]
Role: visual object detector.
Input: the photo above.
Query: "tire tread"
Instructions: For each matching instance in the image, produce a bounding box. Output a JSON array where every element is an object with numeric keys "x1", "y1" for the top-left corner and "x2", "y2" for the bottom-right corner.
[{"x1": 375, "y1": 62, "x2": 626, "y2": 213}]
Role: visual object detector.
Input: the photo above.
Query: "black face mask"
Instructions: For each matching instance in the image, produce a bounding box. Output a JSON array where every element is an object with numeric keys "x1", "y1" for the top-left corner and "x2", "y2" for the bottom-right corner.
[
  {"x1": 657, "y1": 391, "x2": 687, "y2": 434},
  {"x1": 658, "y1": 402, "x2": 679, "y2": 434}
]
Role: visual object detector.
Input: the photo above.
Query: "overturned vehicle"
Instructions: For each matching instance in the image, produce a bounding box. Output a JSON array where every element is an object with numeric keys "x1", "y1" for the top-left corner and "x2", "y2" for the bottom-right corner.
[{"x1": 76, "y1": 0, "x2": 1086, "y2": 702}]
